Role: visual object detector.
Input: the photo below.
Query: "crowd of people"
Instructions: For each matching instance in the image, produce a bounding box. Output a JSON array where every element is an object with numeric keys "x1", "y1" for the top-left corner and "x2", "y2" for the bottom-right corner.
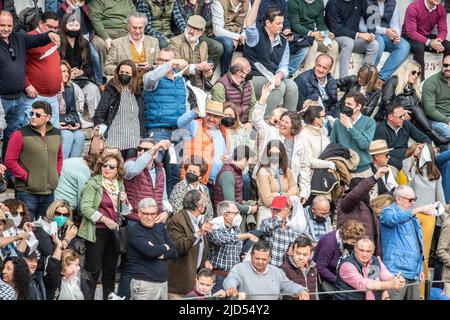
[{"x1": 1, "y1": 0, "x2": 450, "y2": 301}]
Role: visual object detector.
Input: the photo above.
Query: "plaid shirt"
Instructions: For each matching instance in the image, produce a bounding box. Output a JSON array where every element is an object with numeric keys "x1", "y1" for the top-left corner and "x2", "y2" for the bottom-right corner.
[
  {"x1": 207, "y1": 225, "x2": 243, "y2": 272},
  {"x1": 135, "y1": 0, "x2": 186, "y2": 39},
  {"x1": 261, "y1": 216, "x2": 302, "y2": 267},
  {"x1": 0, "y1": 279, "x2": 15, "y2": 300},
  {"x1": 181, "y1": 0, "x2": 212, "y2": 25}
]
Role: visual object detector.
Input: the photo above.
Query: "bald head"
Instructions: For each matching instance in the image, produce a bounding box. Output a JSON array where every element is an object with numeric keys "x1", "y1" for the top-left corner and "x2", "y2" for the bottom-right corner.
[
  {"x1": 311, "y1": 195, "x2": 330, "y2": 219},
  {"x1": 312, "y1": 195, "x2": 329, "y2": 208},
  {"x1": 0, "y1": 10, "x2": 13, "y2": 42},
  {"x1": 0, "y1": 10, "x2": 12, "y2": 18},
  {"x1": 230, "y1": 57, "x2": 252, "y2": 84},
  {"x1": 393, "y1": 185, "x2": 416, "y2": 210},
  {"x1": 231, "y1": 57, "x2": 251, "y2": 70}
]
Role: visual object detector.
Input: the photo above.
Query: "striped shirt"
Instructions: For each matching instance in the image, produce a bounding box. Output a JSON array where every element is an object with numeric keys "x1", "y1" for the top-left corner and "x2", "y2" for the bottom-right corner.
[{"x1": 105, "y1": 90, "x2": 141, "y2": 150}]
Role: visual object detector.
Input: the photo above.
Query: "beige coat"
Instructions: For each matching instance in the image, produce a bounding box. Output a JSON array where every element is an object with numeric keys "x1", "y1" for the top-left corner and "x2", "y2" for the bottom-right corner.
[
  {"x1": 437, "y1": 216, "x2": 450, "y2": 281},
  {"x1": 298, "y1": 124, "x2": 331, "y2": 170},
  {"x1": 104, "y1": 35, "x2": 159, "y2": 75}
]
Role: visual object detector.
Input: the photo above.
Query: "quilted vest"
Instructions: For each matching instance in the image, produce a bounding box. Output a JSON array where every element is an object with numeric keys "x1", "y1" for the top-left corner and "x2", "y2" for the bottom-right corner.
[
  {"x1": 244, "y1": 26, "x2": 287, "y2": 75},
  {"x1": 213, "y1": 163, "x2": 243, "y2": 206},
  {"x1": 143, "y1": 75, "x2": 187, "y2": 129},
  {"x1": 334, "y1": 252, "x2": 382, "y2": 300},
  {"x1": 218, "y1": 0, "x2": 249, "y2": 34},
  {"x1": 180, "y1": 119, "x2": 228, "y2": 184},
  {"x1": 148, "y1": 0, "x2": 174, "y2": 37},
  {"x1": 217, "y1": 73, "x2": 252, "y2": 123},
  {"x1": 124, "y1": 160, "x2": 165, "y2": 221},
  {"x1": 367, "y1": 0, "x2": 396, "y2": 31}
]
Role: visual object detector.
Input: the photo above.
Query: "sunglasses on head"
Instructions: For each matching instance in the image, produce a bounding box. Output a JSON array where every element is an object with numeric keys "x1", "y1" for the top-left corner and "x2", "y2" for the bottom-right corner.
[
  {"x1": 102, "y1": 163, "x2": 117, "y2": 170},
  {"x1": 8, "y1": 47, "x2": 16, "y2": 60},
  {"x1": 29, "y1": 111, "x2": 46, "y2": 118},
  {"x1": 54, "y1": 211, "x2": 69, "y2": 217},
  {"x1": 411, "y1": 70, "x2": 421, "y2": 76},
  {"x1": 443, "y1": 63, "x2": 450, "y2": 68},
  {"x1": 137, "y1": 146, "x2": 150, "y2": 152}
]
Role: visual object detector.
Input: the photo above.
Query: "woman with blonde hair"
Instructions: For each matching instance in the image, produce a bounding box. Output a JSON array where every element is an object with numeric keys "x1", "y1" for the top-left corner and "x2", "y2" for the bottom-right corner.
[
  {"x1": 381, "y1": 60, "x2": 445, "y2": 144},
  {"x1": 337, "y1": 64, "x2": 381, "y2": 119},
  {"x1": 78, "y1": 152, "x2": 131, "y2": 299}
]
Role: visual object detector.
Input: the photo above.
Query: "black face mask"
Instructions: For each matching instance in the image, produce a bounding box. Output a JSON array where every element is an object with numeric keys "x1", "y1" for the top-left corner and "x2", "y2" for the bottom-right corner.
[
  {"x1": 186, "y1": 172, "x2": 199, "y2": 184},
  {"x1": 221, "y1": 117, "x2": 236, "y2": 128},
  {"x1": 341, "y1": 106, "x2": 354, "y2": 117},
  {"x1": 66, "y1": 29, "x2": 81, "y2": 38},
  {"x1": 244, "y1": 72, "x2": 253, "y2": 82},
  {"x1": 314, "y1": 216, "x2": 327, "y2": 224},
  {"x1": 343, "y1": 243, "x2": 354, "y2": 252},
  {"x1": 270, "y1": 155, "x2": 280, "y2": 164},
  {"x1": 118, "y1": 74, "x2": 132, "y2": 85}
]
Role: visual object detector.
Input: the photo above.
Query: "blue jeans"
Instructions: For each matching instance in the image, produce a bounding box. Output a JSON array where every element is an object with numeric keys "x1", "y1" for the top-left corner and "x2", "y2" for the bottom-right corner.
[
  {"x1": 117, "y1": 219, "x2": 138, "y2": 300},
  {"x1": 15, "y1": 190, "x2": 54, "y2": 221},
  {"x1": 211, "y1": 36, "x2": 234, "y2": 76},
  {"x1": 148, "y1": 127, "x2": 182, "y2": 195},
  {"x1": 24, "y1": 95, "x2": 60, "y2": 128},
  {"x1": 431, "y1": 120, "x2": 450, "y2": 140},
  {"x1": 288, "y1": 47, "x2": 309, "y2": 77},
  {"x1": 375, "y1": 34, "x2": 411, "y2": 81},
  {"x1": 89, "y1": 42, "x2": 104, "y2": 85},
  {"x1": 1, "y1": 96, "x2": 27, "y2": 162},
  {"x1": 61, "y1": 129, "x2": 85, "y2": 159},
  {"x1": 45, "y1": 0, "x2": 64, "y2": 12}
]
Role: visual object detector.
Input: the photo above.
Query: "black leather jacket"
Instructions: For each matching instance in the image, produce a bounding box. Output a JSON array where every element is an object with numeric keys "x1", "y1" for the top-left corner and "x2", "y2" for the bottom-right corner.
[{"x1": 337, "y1": 75, "x2": 381, "y2": 118}]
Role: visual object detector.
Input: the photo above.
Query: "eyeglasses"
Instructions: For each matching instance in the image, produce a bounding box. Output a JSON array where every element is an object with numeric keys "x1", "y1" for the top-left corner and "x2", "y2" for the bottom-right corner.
[
  {"x1": 391, "y1": 114, "x2": 407, "y2": 120},
  {"x1": 8, "y1": 47, "x2": 16, "y2": 60},
  {"x1": 54, "y1": 211, "x2": 69, "y2": 217},
  {"x1": 411, "y1": 70, "x2": 421, "y2": 76},
  {"x1": 226, "y1": 211, "x2": 239, "y2": 216},
  {"x1": 157, "y1": 58, "x2": 171, "y2": 63},
  {"x1": 29, "y1": 111, "x2": 46, "y2": 118},
  {"x1": 102, "y1": 163, "x2": 117, "y2": 170},
  {"x1": 443, "y1": 63, "x2": 450, "y2": 68},
  {"x1": 317, "y1": 115, "x2": 327, "y2": 119},
  {"x1": 399, "y1": 195, "x2": 417, "y2": 203},
  {"x1": 137, "y1": 146, "x2": 150, "y2": 152},
  {"x1": 140, "y1": 211, "x2": 158, "y2": 217}
]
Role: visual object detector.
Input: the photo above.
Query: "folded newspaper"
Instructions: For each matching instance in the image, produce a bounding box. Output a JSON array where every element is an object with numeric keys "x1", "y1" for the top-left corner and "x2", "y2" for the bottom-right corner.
[
  {"x1": 185, "y1": 80, "x2": 207, "y2": 117},
  {"x1": 254, "y1": 62, "x2": 276, "y2": 89}
]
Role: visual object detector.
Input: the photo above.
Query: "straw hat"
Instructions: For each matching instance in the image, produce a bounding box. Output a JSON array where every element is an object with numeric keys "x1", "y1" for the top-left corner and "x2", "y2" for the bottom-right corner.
[
  {"x1": 369, "y1": 139, "x2": 393, "y2": 155},
  {"x1": 205, "y1": 100, "x2": 225, "y2": 117}
]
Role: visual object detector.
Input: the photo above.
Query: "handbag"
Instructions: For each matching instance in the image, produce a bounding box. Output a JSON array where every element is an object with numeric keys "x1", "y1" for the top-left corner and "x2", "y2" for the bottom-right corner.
[
  {"x1": 112, "y1": 194, "x2": 127, "y2": 254},
  {"x1": 60, "y1": 114, "x2": 79, "y2": 127}
]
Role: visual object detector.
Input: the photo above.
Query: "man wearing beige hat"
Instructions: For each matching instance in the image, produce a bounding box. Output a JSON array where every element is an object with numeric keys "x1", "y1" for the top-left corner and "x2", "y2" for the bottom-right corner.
[
  {"x1": 169, "y1": 15, "x2": 214, "y2": 90},
  {"x1": 178, "y1": 100, "x2": 229, "y2": 199},
  {"x1": 369, "y1": 139, "x2": 398, "y2": 199}
]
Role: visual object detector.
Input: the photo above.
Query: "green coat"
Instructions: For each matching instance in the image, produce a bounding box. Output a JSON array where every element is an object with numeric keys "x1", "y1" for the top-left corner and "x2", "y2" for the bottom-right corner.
[{"x1": 77, "y1": 174, "x2": 126, "y2": 243}]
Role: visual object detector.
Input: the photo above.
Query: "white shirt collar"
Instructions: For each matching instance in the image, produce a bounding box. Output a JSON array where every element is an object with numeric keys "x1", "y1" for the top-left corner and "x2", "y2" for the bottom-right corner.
[{"x1": 424, "y1": 0, "x2": 437, "y2": 12}]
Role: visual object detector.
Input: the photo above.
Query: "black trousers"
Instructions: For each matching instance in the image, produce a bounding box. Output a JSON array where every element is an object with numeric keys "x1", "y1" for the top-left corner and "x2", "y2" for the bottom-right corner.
[
  {"x1": 404, "y1": 36, "x2": 450, "y2": 81},
  {"x1": 85, "y1": 228, "x2": 119, "y2": 300}
]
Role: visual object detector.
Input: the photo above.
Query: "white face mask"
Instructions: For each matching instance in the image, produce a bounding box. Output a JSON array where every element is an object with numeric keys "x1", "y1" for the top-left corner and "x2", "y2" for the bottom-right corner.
[
  {"x1": 12, "y1": 214, "x2": 22, "y2": 227},
  {"x1": 232, "y1": 214, "x2": 242, "y2": 228}
]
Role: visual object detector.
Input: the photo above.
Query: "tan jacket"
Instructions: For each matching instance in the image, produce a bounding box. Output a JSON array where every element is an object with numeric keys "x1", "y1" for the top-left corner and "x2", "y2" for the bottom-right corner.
[
  {"x1": 169, "y1": 34, "x2": 209, "y2": 88},
  {"x1": 437, "y1": 216, "x2": 450, "y2": 281},
  {"x1": 104, "y1": 35, "x2": 159, "y2": 75}
]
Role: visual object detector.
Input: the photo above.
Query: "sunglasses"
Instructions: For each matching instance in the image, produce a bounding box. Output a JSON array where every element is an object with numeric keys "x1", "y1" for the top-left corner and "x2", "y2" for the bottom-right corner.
[
  {"x1": 54, "y1": 211, "x2": 69, "y2": 217},
  {"x1": 137, "y1": 146, "x2": 150, "y2": 152},
  {"x1": 157, "y1": 58, "x2": 171, "y2": 63},
  {"x1": 411, "y1": 70, "x2": 421, "y2": 76},
  {"x1": 102, "y1": 163, "x2": 117, "y2": 170},
  {"x1": 443, "y1": 63, "x2": 450, "y2": 68},
  {"x1": 29, "y1": 111, "x2": 46, "y2": 118},
  {"x1": 8, "y1": 47, "x2": 16, "y2": 60},
  {"x1": 399, "y1": 195, "x2": 417, "y2": 203}
]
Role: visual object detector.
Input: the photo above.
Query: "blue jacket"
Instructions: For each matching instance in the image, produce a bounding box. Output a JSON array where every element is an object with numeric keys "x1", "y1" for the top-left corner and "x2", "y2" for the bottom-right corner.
[
  {"x1": 435, "y1": 150, "x2": 450, "y2": 203},
  {"x1": 294, "y1": 68, "x2": 339, "y2": 116},
  {"x1": 143, "y1": 76, "x2": 187, "y2": 129},
  {"x1": 380, "y1": 203, "x2": 424, "y2": 280}
]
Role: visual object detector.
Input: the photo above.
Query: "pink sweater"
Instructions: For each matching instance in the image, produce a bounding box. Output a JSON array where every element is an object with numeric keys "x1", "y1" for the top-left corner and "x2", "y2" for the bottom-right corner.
[{"x1": 401, "y1": 0, "x2": 447, "y2": 44}]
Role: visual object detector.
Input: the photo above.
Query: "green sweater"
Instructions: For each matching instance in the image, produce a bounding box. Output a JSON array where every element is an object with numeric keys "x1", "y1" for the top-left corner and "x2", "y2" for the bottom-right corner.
[
  {"x1": 288, "y1": 0, "x2": 328, "y2": 36},
  {"x1": 330, "y1": 115, "x2": 376, "y2": 173},
  {"x1": 219, "y1": 172, "x2": 250, "y2": 214},
  {"x1": 88, "y1": 0, "x2": 135, "y2": 40},
  {"x1": 423, "y1": 72, "x2": 450, "y2": 123}
]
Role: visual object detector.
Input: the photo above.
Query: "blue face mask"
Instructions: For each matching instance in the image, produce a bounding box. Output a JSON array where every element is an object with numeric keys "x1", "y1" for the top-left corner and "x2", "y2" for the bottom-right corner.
[{"x1": 54, "y1": 216, "x2": 68, "y2": 228}]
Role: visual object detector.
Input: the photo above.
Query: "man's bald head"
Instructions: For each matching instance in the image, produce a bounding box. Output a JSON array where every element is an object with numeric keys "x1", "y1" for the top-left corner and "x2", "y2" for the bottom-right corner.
[{"x1": 231, "y1": 57, "x2": 251, "y2": 70}]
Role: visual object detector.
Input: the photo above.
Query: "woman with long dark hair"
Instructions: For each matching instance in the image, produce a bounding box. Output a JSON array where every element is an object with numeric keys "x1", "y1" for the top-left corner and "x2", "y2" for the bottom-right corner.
[
  {"x1": 93, "y1": 59, "x2": 145, "y2": 160},
  {"x1": 1, "y1": 256, "x2": 32, "y2": 300},
  {"x1": 59, "y1": 11, "x2": 100, "y2": 123}
]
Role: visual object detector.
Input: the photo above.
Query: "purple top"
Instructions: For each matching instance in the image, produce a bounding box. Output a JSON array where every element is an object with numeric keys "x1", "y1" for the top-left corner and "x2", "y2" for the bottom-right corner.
[
  {"x1": 96, "y1": 190, "x2": 117, "y2": 229},
  {"x1": 402, "y1": 0, "x2": 447, "y2": 44},
  {"x1": 313, "y1": 230, "x2": 340, "y2": 284}
]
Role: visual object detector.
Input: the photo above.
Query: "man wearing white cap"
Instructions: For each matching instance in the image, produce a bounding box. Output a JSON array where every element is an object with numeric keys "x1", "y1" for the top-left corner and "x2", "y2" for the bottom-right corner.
[{"x1": 369, "y1": 139, "x2": 398, "y2": 199}]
